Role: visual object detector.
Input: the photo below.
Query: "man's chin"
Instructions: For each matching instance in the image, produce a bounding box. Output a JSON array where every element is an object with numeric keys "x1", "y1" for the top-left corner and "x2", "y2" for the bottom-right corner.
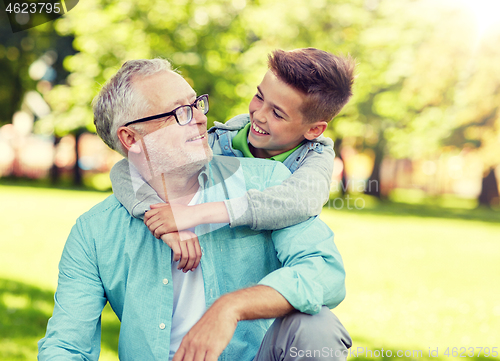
[{"x1": 168, "y1": 147, "x2": 213, "y2": 176}]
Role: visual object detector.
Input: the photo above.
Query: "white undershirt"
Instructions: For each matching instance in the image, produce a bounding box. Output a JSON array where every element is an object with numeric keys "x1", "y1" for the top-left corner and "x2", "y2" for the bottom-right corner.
[{"x1": 169, "y1": 189, "x2": 206, "y2": 360}]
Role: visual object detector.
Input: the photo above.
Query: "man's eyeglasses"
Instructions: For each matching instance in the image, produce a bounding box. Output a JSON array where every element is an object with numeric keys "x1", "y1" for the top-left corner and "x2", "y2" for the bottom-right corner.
[{"x1": 124, "y1": 94, "x2": 209, "y2": 127}]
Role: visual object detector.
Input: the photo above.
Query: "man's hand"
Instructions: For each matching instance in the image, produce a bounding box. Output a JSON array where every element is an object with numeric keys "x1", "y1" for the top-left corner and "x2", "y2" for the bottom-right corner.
[
  {"x1": 172, "y1": 298, "x2": 238, "y2": 361},
  {"x1": 173, "y1": 285, "x2": 293, "y2": 361},
  {"x1": 161, "y1": 231, "x2": 202, "y2": 272}
]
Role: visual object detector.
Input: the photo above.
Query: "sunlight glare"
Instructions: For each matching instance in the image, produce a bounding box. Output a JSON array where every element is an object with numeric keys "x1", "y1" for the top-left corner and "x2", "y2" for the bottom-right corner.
[{"x1": 457, "y1": 0, "x2": 500, "y2": 37}]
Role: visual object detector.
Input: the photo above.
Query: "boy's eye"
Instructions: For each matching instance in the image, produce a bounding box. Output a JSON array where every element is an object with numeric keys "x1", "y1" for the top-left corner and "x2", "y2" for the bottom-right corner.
[
  {"x1": 273, "y1": 110, "x2": 284, "y2": 119},
  {"x1": 255, "y1": 93, "x2": 263, "y2": 101}
]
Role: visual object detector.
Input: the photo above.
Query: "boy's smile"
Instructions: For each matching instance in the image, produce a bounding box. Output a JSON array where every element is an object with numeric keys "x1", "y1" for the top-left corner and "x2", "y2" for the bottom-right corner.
[
  {"x1": 248, "y1": 70, "x2": 313, "y2": 159},
  {"x1": 250, "y1": 121, "x2": 270, "y2": 135}
]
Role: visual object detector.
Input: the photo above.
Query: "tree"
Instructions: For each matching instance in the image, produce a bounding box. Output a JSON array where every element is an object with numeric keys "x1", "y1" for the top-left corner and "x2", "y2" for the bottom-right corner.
[
  {"x1": 0, "y1": 13, "x2": 74, "y2": 125},
  {"x1": 32, "y1": 0, "x2": 500, "y2": 200}
]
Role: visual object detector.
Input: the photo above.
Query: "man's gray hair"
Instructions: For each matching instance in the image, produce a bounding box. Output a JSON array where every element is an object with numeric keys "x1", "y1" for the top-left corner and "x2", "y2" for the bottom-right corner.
[{"x1": 93, "y1": 59, "x2": 173, "y2": 156}]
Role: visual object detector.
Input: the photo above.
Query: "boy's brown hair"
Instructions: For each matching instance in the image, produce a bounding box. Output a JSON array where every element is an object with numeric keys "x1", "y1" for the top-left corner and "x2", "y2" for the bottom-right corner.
[{"x1": 268, "y1": 48, "x2": 355, "y2": 123}]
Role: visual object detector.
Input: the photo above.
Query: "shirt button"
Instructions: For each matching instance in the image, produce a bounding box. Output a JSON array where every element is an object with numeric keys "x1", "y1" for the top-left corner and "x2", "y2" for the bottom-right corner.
[
  {"x1": 224, "y1": 145, "x2": 229, "y2": 150},
  {"x1": 159, "y1": 323, "x2": 166, "y2": 330},
  {"x1": 163, "y1": 278, "x2": 169, "y2": 285}
]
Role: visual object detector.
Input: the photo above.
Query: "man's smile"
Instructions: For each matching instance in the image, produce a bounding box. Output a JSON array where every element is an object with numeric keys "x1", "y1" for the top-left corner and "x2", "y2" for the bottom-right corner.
[{"x1": 186, "y1": 132, "x2": 207, "y2": 142}]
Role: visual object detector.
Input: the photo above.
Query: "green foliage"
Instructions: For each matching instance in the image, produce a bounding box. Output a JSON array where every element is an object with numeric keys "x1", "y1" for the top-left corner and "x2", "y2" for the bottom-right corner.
[
  {"x1": 0, "y1": 19, "x2": 70, "y2": 125},
  {"x1": 23, "y1": 0, "x2": 499, "y2": 174}
]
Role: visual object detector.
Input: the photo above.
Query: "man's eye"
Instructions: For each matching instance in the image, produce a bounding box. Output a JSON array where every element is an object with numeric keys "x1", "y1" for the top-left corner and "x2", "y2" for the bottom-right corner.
[{"x1": 255, "y1": 93, "x2": 263, "y2": 101}]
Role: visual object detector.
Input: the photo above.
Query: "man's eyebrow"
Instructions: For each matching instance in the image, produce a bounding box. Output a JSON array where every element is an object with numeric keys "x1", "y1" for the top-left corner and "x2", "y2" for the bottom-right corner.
[
  {"x1": 257, "y1": 86, "x2": 289, "y2": 118},
  {"x1": 166, "y1": 91, "x2": 197, "y2": 111}
]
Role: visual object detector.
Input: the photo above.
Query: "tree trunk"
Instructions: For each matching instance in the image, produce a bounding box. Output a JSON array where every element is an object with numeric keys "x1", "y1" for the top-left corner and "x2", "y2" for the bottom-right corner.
[
  {"x1": 364, "y1": 140, "x2": 385, "y2": 199},
  {"x1": 50, "y1": 135, "x2": 62, "y2": 185},
  {"x1": 73, "y1": 130, "x2": 84, "y2": 186},
  {"x1": 478, "y1": 167, "x2": 499, "y2": 207},
  {"x1": 334, "y1": 138, "x2": 348, "y2": 196}
]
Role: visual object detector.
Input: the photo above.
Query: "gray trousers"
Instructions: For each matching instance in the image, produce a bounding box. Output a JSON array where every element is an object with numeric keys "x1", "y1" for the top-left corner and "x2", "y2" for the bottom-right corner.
[{"x1": 254, "y1": 307, "x2": 352, "y2": 361}]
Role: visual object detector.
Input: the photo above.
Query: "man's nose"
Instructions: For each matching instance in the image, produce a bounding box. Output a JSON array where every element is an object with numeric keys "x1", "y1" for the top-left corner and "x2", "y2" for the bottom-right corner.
[{"x1": 192, "y1": 107, "x2": 208, "y2": 125}]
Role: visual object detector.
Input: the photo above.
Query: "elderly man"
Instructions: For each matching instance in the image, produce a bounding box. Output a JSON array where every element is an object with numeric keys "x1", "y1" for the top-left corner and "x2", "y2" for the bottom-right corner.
[{"x1": 38, "y1": 59, "x2": 351, "y2": 361}]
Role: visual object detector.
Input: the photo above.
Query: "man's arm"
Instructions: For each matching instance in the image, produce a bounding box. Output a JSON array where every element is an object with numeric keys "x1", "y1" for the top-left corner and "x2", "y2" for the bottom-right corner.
[
  {"x1": 173, "y1": 285, "x2": 293, "y2": 361},
  {"x1": 260, "y1": 215, "x2": 346, "y2": 312},
  {"x1": 38, "y1": 218, "x2": 106, "y2": 360},
  {"x1": 173, "y1": 216, "x2": 345, "y2": 361}
]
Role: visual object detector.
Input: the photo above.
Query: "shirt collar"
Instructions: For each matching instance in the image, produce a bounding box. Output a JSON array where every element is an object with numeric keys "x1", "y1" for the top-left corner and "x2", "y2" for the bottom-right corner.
[
  {"x1": 197, "y1": 164, "x2": 210, "y2": 187},
  {"x1": 232, "y1": 122, "x2": 303, "y2": 163}
]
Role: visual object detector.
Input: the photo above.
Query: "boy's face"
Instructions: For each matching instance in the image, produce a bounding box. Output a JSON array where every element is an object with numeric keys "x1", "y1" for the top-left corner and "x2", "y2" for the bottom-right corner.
[{"x1": 248, "y1": 70, "x2": 313, "y2": 158}]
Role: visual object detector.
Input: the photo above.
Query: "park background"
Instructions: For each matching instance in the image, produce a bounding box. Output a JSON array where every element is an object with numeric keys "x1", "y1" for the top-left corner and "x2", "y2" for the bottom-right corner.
[{"x1": 1, "y1": 0, "x2": 499, "y2": 359}]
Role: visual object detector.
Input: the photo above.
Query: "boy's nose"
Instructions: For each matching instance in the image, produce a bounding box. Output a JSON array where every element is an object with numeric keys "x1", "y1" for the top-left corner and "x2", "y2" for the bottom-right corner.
[{"x1": 253, "y1": 106, "x2": 267, "y2": 124}]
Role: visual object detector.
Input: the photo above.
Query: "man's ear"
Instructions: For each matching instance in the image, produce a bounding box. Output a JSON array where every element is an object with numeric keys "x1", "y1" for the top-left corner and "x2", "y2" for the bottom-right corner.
[
  {"x1": 304, "y1": 121, "x2": 328, "y2": 141},
  {"x1": 117, "y1": 126, "x2": 141, "y2": 154}
]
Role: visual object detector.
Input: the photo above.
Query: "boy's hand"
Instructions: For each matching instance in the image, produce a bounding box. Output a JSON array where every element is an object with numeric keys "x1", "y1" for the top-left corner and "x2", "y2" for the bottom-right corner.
[
  {"x1": 161, "y1": 231, "x2": 202, "y2": 272},
  {"x1": 144, "y1": 203, "x2": 195, "y2": 238}
]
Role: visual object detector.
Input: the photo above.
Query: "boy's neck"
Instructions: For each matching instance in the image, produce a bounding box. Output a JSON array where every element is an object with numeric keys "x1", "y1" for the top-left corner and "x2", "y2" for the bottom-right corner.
[{"x1": 248, "y1": 142, "x2": 300, "y2": 159}]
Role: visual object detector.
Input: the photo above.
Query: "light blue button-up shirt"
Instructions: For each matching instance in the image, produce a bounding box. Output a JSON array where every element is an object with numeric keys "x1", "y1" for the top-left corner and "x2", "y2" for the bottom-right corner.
[{"x1": 38, "y1": 156, "x2": 346, "y2": 361}]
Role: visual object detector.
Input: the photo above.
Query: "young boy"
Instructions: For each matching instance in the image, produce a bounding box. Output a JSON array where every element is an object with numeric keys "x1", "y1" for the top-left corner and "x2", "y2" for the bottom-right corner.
[{"x1": 111, "y1": 48, "x2": 355, "y2": 270}]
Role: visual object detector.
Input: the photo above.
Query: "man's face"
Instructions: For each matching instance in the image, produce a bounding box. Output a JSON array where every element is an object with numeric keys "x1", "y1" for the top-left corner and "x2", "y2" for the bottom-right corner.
[
  {"x1": 130, "y1": 71, "x2": 212, "y2": 178},
  {"x1": 248, "y1": 70, "x2": 312, "y2": 158}
]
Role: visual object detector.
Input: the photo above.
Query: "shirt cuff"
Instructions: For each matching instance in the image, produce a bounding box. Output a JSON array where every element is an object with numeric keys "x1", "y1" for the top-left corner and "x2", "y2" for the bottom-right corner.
[
  {"x1": 224, "y1": 195, "x2": 253, "y2": 228},
  {"x1": 258, "y1": 268, "x2": 323, "y2": 315}
]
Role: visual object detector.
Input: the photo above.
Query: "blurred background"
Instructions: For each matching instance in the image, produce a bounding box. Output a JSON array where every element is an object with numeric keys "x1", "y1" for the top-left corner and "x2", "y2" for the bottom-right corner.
[{"x1": 1, "y1": 0, "x2": 499, "y2": 360}]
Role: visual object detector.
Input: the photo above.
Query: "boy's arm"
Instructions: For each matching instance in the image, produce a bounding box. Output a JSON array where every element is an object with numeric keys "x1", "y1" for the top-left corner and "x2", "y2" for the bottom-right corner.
[
  {"x1": 110, "y1": 158, "x2": 163, "y2": 220},
  {"x1": 226, "y1": 144, "x2": 334, "y2": 230},
  {"x1": 146, "y1": 144, "x2": 334, "y2": 234}
]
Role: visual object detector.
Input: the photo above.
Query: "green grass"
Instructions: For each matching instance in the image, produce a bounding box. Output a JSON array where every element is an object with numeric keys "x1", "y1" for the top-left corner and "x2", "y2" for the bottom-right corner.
[
  {"x1": 323, "y1": 198, "x2": 500, "y2": 361},
  {"x1": 1, "y1": 184, "x2": 499, "y2": 360},
  {"x1": 0, "y1": 184, "x2": 119, "y2": 361}
]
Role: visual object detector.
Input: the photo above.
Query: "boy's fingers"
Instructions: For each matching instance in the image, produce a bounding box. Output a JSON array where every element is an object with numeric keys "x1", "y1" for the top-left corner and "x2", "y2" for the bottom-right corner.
[
  {"x1": 153, "y1": 225, "x2": 166, "y2": 239},
  {"x1": 150, "y1": 202, "x2": 169, "y2": 209},
  {"x1": 147, "y1": 220, "x2": 163, "y2": 238},
  {"x1": 153, "y1": 223, "x2": 178, "y2": 239},
  {"x1": 144, "y1": 212, "x2": 160, "y2": 227}
]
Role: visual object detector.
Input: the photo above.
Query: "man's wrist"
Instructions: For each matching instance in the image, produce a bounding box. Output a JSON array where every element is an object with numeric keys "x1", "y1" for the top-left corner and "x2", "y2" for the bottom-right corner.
[
  {"x1": 212, "y1": 294, "x2": 241, "y2": 322},
  {"x1": 215, "y1": 285, "x2": 294, "y2": 322}
]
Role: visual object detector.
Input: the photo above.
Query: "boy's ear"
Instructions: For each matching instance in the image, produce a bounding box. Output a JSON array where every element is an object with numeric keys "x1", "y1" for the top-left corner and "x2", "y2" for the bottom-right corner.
[
  {"x1": 304, "y1": 121, "x2": 328, "y2": 141},
  {"x1": 117, "y1": 126, "x2": 142, "y2": 154}
]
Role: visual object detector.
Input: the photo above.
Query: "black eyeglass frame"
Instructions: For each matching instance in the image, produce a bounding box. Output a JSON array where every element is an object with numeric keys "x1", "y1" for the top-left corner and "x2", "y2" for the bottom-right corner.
[{"x1": 124, "y1": 94, "x2": 209, "y2": 127}]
